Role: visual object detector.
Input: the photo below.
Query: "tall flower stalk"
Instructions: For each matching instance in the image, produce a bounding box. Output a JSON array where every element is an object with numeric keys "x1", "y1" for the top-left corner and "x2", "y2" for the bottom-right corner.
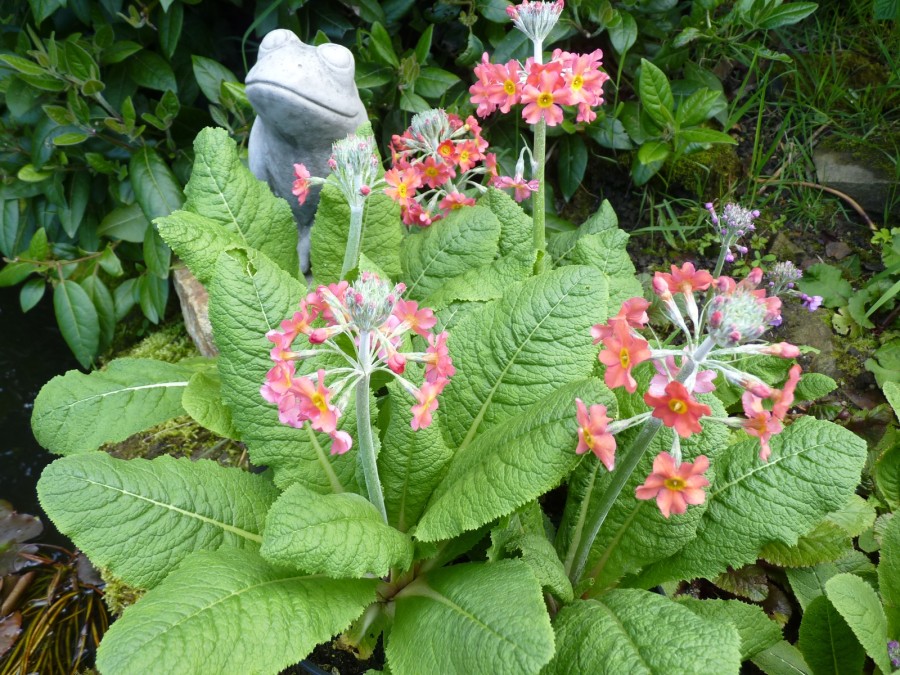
[{"x1": 261, "y1": 273, "x2": 454, "y2": 521}]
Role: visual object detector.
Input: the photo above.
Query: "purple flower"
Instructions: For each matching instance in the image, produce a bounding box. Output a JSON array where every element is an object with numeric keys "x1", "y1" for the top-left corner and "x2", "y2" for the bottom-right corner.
[
  {"x1": 889, "y1": 640, "x2": 900, "y2": 669},
  {"x1": 800, "y1": 294, "x2": 823, "y2": 311}
]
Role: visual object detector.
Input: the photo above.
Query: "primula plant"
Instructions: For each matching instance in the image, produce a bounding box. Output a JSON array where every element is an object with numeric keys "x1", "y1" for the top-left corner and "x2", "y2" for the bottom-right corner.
[{"x1": 28, "y1": 3, "x2": 876, "y2": 674}]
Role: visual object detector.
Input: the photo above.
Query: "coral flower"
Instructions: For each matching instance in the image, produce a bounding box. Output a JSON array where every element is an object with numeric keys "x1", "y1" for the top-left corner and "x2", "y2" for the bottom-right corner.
[
  {"x1": 417, "y1": 155, "x2": 456, "y2": 189},
  {"x1": 635, "y1": 452, "x2": 710, "y2": 518},
  {"x1": 454, "y1": 140, "x2": 481, "y2": 172},
  {"x1": 293, "y1": 370, "x2": 341, "y2": 434},
  {"x1": 591, "y1": 297, "x2": 650, "y2": 342},
  {"x1": 643, "y1": 381, "x2": 711, "y2": 438},
  {"x1": 439, "y1": 192, "x2": 477, "y2": 211},
  {"x1": 655, "y1": 262, "x2": 714, "y2": 296},
  {"x1": 411, "y1": 380, "x2": 444, "y2": 430},
  {"x1": 520, "y1": 62, "x2": 572, "y2": 126},
  {"x1": 329, "y1": 430, "x2": 353, "y2": 455},
  {"x1": 424, "y1": 331, "x2": 455, "y2": 383},
  {"x1": 384, "y1": 168, "x2": 421, "y2": 208},
  {"x1": 486, "y1": 59, "x2": 522, "y2": 113},
  {"x1": 292, "y1": 163, "x2": 311, "y2": 205},
  {"x1": 771, "y1": 364, "x2": 801, "y2": 420},
  {"x1": 393, "y1": 299, "x2": 437, "y2": 338},
  {"x1": 492, "y1": 173, "x2": 540, "y2": 202},
  {"x1": 598, "y1": 322, "x2": 652, "y2": 393},
  {"x1": 741, "y1": 391, "x2": 782, "y2": 461},
  {"x1": 575, "y1": 398, "x2": 616, "y2": 471}
]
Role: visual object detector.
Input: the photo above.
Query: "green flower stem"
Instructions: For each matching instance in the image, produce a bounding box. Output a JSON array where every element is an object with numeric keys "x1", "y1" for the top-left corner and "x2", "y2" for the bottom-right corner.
[
  {"x1": 532, "y1": 118, "x2": 547, "y2": 257},
  {"x1": 341, "y1": 204, "x2": 365, "y2": 278},
  {"x1": 568, "y1": 336, "x2": 716, "y2": 585},
  {"x1": 356, "y1": 331, "x2": 387, "y2": 523}
]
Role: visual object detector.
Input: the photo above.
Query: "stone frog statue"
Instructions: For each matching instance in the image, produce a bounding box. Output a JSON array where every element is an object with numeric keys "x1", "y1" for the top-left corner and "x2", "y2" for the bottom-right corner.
[{"x1": 246, "y1": 29, "x2": 368, "y2": 273}]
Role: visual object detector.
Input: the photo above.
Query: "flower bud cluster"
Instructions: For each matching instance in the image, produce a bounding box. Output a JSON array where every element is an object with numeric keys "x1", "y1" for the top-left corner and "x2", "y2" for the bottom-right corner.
[
  {"x1": 706, "y1": 202, "x2": 758, "y2": 263},
  {"x1": 292, "y1": 133, "x2": 385, "y2": 210},
  {"x1": 261, "y1": 273, "x2": 455, "y2": 453},
  {"x1": 576, "y1": 258, "x2": 804, "y2": 518},
  {"x1": 386, "y1": 109, "x2": 494, "y2": 226},
  {"x1": 766, "y1": 261, "x2": 823, "y2": 313}
]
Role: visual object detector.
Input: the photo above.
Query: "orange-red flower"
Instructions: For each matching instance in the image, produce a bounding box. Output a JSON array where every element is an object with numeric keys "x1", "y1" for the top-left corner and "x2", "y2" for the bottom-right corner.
[
  {"x1": 655, "y1": 262, "x2": 714, "y2": 296},
  {"x1": 635, "y1": 452, "x2": 710, "y2": 518},
  {"x1": 598, "y1": 321, "x2": 652, "y2": 393},
  {"x1": 575, "y1": 398, "x2": 616, "y2": 471},
  {"x1": 771, "y1": 364, "x2": 801, "y2": 420},
  {"x1": 643, "y1": 380, "x2": 711, "y2": 438}
]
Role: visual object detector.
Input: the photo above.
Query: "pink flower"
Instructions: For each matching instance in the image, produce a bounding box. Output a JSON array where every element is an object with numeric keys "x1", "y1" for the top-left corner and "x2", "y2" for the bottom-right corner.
[
  {"x1": 643, "y1": 381, "x2": 711, "y2": 438},
  {"x1": 329, "y1": 430, "x2": 353, "y2": 455},
  {"x1": 655, "y1": 262, "x2": 714, "y2": 296},
  {"x1": 520, "y1": 61, "x2": 572, "y2": 126},
  {"x1": 393, "y1": 299, "x2": 437, "y2": 338},
  {"x1": 411, "y1": 380, "x2": 444, "y2": 430},
  {"x1": 439, "y1": 192, "x2": 477, "y2": 211},
  {"x1": 471, "y1": 52, "x2": 498, "y2": 117},
  {"x1": 575, "y1": 398, "x2": 616, "y2": 471},
  {"x1": 771, "y1": 364, "x2": 801, "y2": 420},
  {"x1": 648, "y1": 357, "x2": 716, "y2": 397},
  {"x1": 762, "y1": 342, "x2": 801, "y2": 358},
  {"x1": 267, "y1": 329, "x2": 299, "y2": 363},
  {"x1": 292, "y1": 163, "x2": 311, "y2": 205},
  {"x1": 591, "y1": 297, "x2": 650, "y2": 342},
  {"x1": 598, "y1": 321, "x2": 652, "y2": 393},
  {"x1": 487, "y1": 59, "x2": 523, "y2": 113},
  {"x1": 454, "y1": 140, "x2": 481, "y2": 172},
  {"x1": 384, "y1": 168, "x2": 421, "y2": 208},
  {"x1": 635, "y1": 452, "x2": 710, "y2": 518},
  {"x1": 293, "y1": 370, "x2": 341, "y2": 434},
  {"x1": 417, "y1": 155, "x2": 455, "y2": 189},
  {"x1": 261, "y1": 360, "x2": 295, "y2": 404},
  {"x1": 741, "y1": 391, "x2": 782, "y2": 461},
  {"x1": 424, "y1": 331, "x2": 455, "y2": 383},
  {"x1": 492, "y1": 174, "x2": 540, "y2": 202},
  {"x1": 280, "y1": 301, "x2": 316, "y2": 340}
]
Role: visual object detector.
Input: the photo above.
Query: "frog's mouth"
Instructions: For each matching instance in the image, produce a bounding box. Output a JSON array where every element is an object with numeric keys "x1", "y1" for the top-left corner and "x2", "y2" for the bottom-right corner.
[{"x1": 245, "y1": 80, "x2": 360, "y2": 119}]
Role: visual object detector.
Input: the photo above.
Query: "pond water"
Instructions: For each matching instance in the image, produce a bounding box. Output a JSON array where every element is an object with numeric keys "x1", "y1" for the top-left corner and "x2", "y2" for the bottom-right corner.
[{"x1": 0, "y1": 285, "x2": 78, "y2": 544}]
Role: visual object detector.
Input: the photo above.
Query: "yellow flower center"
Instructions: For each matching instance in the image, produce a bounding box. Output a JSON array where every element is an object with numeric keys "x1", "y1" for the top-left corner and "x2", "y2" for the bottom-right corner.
[
  {"x1": 425, "y1": 166, "x2": 439, "y2": 177},
  {"x1": 504, "y1": 79, "x2": 517, "y2": 95},
  {"x1": 619, "y1": 348, "x2": 630, "y2": 369},
  {"x1": 664, "y1": 477, "x2": 686, "y2": 491},
  {"x1": 571, "y1": 75, "x2": 584, "y2": 91},
  {"x1": 668, "y1": 399, "x2": 688, "y2": 415},
  {"x1": 439, "y1": 144, "x2": 453, "y2": 157},
  {"x1": 583, "y1": 427, "x2": 594, "y2": 448},
  {"x1": 537, "y1": 92, "x2": 554, "y2": 108},
  {"x1": 459, "y1": 150, "x2": 470, "y2": 163},
  {"x1": 397, "y1": 183, "x2": 408, "y2": 198},
  {"x1": 311, "y1": 392, "x2": 329, "y2": 412}
]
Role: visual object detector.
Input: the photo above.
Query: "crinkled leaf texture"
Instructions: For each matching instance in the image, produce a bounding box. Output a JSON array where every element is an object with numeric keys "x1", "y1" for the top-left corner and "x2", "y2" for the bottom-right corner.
[
  {"x1": 31, "y1": 358, "x2": 198, "y2": 456},
  {"x1": 378, "y1": 383, "x2": 455, "y2": 532},
  {"x1": 386, "y1": 560, "x2": 554, "y2": 675},
  {"x1": 37, "y1": 453, "x2": 277, "y2": 589},
  {"x1": 547, "y1": 199, "x2": 617, "y2": 264},
  {"x1": 635, "y1": 418, "x2": 866, "y2": 587},
  {"x1": 544, "y1": 591, "x2": 741, "y2": 674},
  {"x1": 416, "y1": 379, "x2": 613, "y2": 542},
  {"x1": 181, "y1": 369, "x2": 238, "y2": 439},
  {"x1": 478, "y1": 187, "x2": 532, "y2": 259},
  {"x1": 785, "y1": 550, "x2": 875, "y2": 612},
  {"x1": 261, "y1": 483, "x2": 413, "y2": 578},
  {"x1": 156, "y1": 210, "x2": 243, "y2": 285},
  {"x1": 557, "y1": 394, "x2": 727, "y2": 590},
  {"x1": 797, "y1": 595, "x2": 865, "y2": 675},
  {"x1": 881, "y1": 514, "x2": 900, "y2": 637},
  {"x1": 440, "y1": 265, "x2": 608, "y2": 452},
  {"x1": 400, "y1": 205, "x2": 501, "y2": 301},
  {"x1": 751, "y1": 640, "x2": 812, "y2": 675},
  {"x1": 208, "y1": 247, "x2": 358, "y2": 492},
  {"x1": 824, "y1": 573, "x2": 892, "y2": 673},
  {"x1": 179, "y1": 126, "x2": 298, "y2": 277},
  {"x1": 677, "y1": 598, "x2": 782, "y2": 661},
  {"x1": 310, "y1": 183, "x2": 403, "y2": 284},
  {"x1": 95, "y1": 548, "x2": 376, "y2": 675},
  {"x1": 569, "y1": 229, "x2": 643, "y2": 310}
]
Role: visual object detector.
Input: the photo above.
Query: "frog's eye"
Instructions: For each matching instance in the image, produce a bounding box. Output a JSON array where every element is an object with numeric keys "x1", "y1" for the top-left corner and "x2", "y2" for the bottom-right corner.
[
  {"x1": 318, "y1": 43, "x2": 353, "y2": 70},
  {"x1": 258, "y1": 29, "x2": 297, "y2": 55}
]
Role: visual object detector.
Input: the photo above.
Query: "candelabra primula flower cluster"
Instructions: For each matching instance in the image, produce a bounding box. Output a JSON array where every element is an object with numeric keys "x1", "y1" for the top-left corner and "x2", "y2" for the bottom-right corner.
[
  {"x1": 261, "y1": 273, "x2": 454, "y2": 451},
  {"x1": 291, "y1": 133, "x2": 384, "y2": 209},
  {"x1": 576, "y1": 261, "x2": 805, "y2": 518}
]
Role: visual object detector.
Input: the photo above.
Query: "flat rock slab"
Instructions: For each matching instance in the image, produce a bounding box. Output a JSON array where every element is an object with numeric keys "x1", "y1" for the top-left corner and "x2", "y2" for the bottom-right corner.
[
  {"x1": 813, "y1": 147, "x2": 897, "y2": 214},
  {"x1": 173, "y1": 267, "x2": 217, "y2": 357}
]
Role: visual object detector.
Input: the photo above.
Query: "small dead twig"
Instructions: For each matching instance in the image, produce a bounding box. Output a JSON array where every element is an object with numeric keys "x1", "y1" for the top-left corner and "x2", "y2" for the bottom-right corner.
[{"x1": 754, "y1": 177, "x2": 877, "y2": 232}]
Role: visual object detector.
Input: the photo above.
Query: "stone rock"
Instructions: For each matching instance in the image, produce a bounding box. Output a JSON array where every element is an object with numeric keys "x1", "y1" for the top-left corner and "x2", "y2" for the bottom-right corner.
[
  {"x1": 172, "y1": 266, "x2": 217, "y2": 357},
  {"x1": 775, "y1": 302, "x2": 840, "y2": 380},
  {"x1": 246, "y1": 29, "x2": 368, "y2": 273},
  {"x1": 825, "y1": 241, "x2": 852, "y2": 260},
  {"x1": 813, "y1": 142, "x2": 898, "y2": 215}
]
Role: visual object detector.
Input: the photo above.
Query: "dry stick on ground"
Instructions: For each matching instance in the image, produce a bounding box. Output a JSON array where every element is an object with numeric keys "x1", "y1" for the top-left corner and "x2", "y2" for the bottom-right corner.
[{"x1": 755, "y1": 178, "x2": 877, "y2": 232}]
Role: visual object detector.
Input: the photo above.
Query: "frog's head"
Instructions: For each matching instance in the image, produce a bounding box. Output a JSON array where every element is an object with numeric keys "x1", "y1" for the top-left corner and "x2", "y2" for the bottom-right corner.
[{"x1": 246, "y1": 30, "x2": 365, "y2": 137}]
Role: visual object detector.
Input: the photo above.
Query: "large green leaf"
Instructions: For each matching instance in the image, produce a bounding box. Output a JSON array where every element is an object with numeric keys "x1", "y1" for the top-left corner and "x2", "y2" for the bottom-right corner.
[
  {"x1": 261, "y1": 484, "x2": 413, "y2": 577},
  {"x1": 37, "y1": 453, "x2": 277, "y2": 589},
  {"x1": 208, "y1": 247, "x2": 358, "y2": 492},
  {"x1": 677, "y1": 598, "x2": 782, "y2": 661},
  {"x1": 130, "y1": 146, "x2": 184, "y2": 222},
  {"x1": 545, "y1": 591, "x2": 741, "y2": 674},
  {"x1": 440, "y1": 265, "x2": 607, "y2": 452},
  {"x1": 635, "y1": 418, "x2": 866, "y2": 587},
  {"x1": 751, "y1": 641, "x2": 812, "y2": 675},
  {"x1": 379, "y1": 383, "x2": 455, "y2": 532},
  {"x1": 400, "y1": 205, "x2": 501, "y2": 301},
  {"x1": 310, "y1": 183, "x2": 402, "y2": 284},
  {"x1": 53, "y1": 279, "x2": 99, "y2": 368},
  {"x1": 797, "y1": 595, "x2": 865, "y2": 675},
  {"x1": 387, "y1": 560, "x2": 554, "y2": 675},
  {"x1": 824, "y1": 573, "x2": 892, "y2": 673},
  {"x1": 785, "y1": 551, "x2": 876, "y2": 611},
  {"x1": 477, "y1": 187, "x2": 532, "y2": 259},
  {"x1": 568, "y1": 229, "x2": 643, "y2": 310},
  {"x1": 417, "y1": 379, "x2": 612, "y2": 542},
  {"x1": 881, "y1": 513, "x2": 900, "y2": 636},
  {"x1": 95, "y1": 548, "x2": 376, "y2": 674},
  {"x1": 182, "y1": 127, "x2": 299, "y2": 277},
  {"x1": 638, "y1": 58, "x2": 674, "y2": 130},
  {"x1": 557, "y1": 394, "x2": 728, "y2": 590},
  {"x1": 32, "y1": 358, "x2": 197, "y2": 455},
  {"x1": 181, "y1": 369, "x2": 238, "y2": 439},
  {"x1": 547, "y1": 199, "x2": 618, "y2": 265},
  {"x1": 425, "y1": 251, "x2": 535, "y2": 309},
  {"x1": 156, "y1": 211, "x2": 243, "y2": 285}
]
